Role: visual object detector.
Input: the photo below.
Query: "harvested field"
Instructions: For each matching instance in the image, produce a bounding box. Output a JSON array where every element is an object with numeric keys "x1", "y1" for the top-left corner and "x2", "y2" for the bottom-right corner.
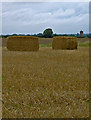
[
  {"x1": 2, "y1": 47, "x2": 89, "y2": 118},
  {"x1": 77, "y1": 37, "x2": 89, "y2": 43},
  {"x1": 1, "y1": 37, "x2": 90, "y2": 47},
  {"x1": 0, "y1": 47, "x2": 2, "y2": 119},
  {"x1": 0, "y1": 82, "x2": 2, "y2": 119},
  {"x1": 39, "y1": 38, "x2": 52, "y2": 45}
]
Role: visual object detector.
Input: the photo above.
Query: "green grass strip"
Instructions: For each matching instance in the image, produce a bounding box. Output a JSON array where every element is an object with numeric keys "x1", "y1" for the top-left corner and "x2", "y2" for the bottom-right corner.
[
  {"x1": 40, "y1": 44, "x2": 52, "y2": 47},
  {"x1": 78, "y1": 41, "x2": 91, "y2": 48}
]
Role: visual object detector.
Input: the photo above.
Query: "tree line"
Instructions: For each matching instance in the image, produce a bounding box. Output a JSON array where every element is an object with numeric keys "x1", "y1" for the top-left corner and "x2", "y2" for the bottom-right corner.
[{"x1": 1, "y1": 28, "x2": 91, "y2": 38}]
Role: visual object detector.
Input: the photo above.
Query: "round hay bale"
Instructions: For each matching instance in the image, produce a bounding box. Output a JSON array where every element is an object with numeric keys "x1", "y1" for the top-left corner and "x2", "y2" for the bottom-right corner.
[
  {"x1": 52, "y1": 36, "x2": 78, "y2": 50},
  {"x1": 7, "y1": 36, "x2": 39, "y2": 51}
]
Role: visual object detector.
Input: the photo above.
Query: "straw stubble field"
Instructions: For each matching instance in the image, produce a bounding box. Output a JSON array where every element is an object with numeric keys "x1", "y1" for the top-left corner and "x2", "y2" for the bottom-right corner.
[
  {"x1": 0, "y1": 47, "x2": 2, "y2": 119},
  {"x1": 2, "y1": 46, "x2": 89, "y2": 118}
]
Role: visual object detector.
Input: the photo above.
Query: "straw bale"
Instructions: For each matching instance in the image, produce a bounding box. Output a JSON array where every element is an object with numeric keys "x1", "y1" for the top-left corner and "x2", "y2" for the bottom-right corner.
[
  {"x1": 7, "y1": 36, "x2": 39, "y2": 51},
  {"x1": 52, "y1": 36, "x2": 78, "y2": 50}
]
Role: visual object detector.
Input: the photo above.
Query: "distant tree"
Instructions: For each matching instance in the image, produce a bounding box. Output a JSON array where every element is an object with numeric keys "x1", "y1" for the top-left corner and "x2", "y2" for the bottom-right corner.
[
  {"x1": 3, "y1": 35, "x2": 10, "y2": 38},
  {"x1": 12, "y1": 34, "x2": 17, "y2": 36},
  {"x1": 27, "y1": 34, "x2": 30, "y2": 36},
  {"x1": 53, "y1": 33, "x2": 58, "y2": 37},
  {"x1": 63, "y1": 34, "x2": 68, "y2": 36},
  {"x1": 70, "y1": 34, "x2": 75, "y2": 37},
  {"x1": 37, "y1": 33, "x2": 43, "y2": 38},
  {"x1": 37, "y1": 33, "x2": 42, "y2": 35},
  {"x1": 43, "y1": 28, "x2": 53, "y2": 38},
  {"x1": 77, "y1": 33, "x2": 79, "y2": 37},
  {"x1": 88, "y1": 33, "x2": 91, "y2": 38},
  {"x1": 18, "y1": 34, "x2": 25, "y2": 36},
  {"x1": 33, "y1": 34, "x2": 37, "y2": 37}
]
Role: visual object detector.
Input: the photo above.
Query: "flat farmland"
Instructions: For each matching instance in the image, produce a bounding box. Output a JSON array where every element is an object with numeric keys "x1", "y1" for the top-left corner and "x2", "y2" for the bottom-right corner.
[
  {"x1": 2, "y1": 47, "x2": 89, "y2": 118},
  {"x1": 0, "y1": 47, "x2": 2, "y2": 119},
  {"x1": 1, "y1": 37, "x2": 90, "y2": 47}
]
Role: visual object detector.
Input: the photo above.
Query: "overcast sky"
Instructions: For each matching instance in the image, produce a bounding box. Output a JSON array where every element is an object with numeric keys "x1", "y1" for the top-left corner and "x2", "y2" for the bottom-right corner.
[{"x1": 2, "y1": 2, "x2": 89, "y2": 34}]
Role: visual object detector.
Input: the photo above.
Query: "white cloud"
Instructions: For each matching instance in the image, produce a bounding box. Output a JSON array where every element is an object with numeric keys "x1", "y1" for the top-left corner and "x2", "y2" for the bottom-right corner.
[
  {"x1": 52, "y1": 8, "x2": 75, "y2": 18},
  {"x1": 1, "y1": 0, "x2": 90, "y2": 2},
  {"x1": 2, "y1": 2, "x2": 89, "y2": 34},
  {"x1": 0, "y1": 2, "x2": 2, "y2": 35}
]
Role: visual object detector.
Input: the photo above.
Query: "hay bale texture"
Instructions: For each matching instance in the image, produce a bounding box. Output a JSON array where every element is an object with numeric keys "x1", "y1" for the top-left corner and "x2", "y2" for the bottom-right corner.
[
  {"x1": 7, "y1": 36, "x2": 39, "y2": 51},
  {"x1": 52, "y1": 36, "x2": 78, "y2": 50}
]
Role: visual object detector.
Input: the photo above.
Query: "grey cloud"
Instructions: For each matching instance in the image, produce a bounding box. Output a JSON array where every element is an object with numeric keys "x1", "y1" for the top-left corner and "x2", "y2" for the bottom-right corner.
[{"x1": 2, "y1": 2, "x2": 89, "y2": 34}]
